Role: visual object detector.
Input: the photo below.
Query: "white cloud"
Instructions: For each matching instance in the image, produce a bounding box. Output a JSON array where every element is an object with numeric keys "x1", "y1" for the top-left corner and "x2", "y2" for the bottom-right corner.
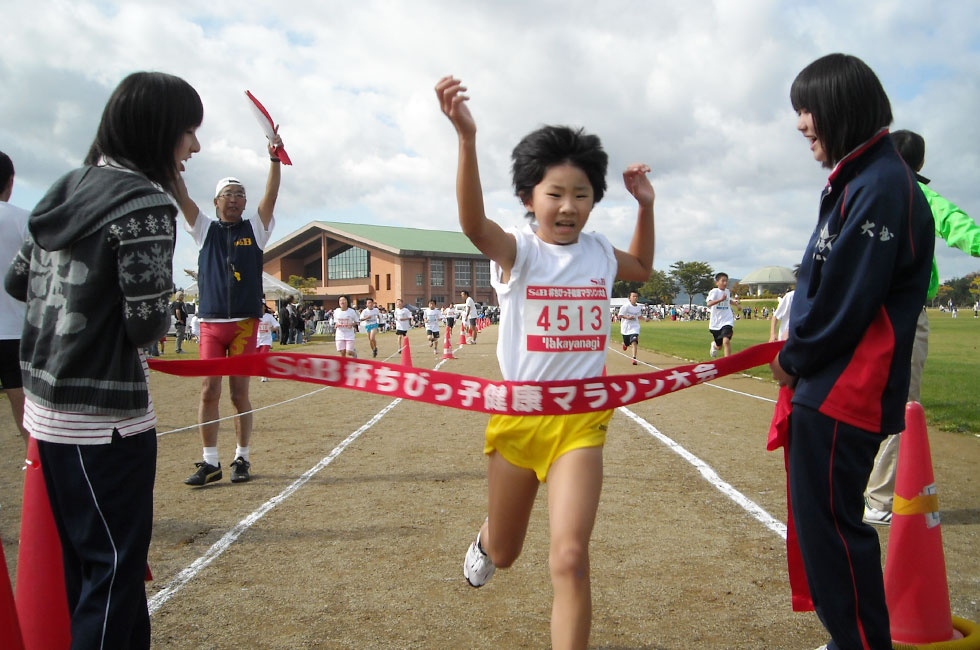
[{"x1": 3, "y1": 0, "x2": 979, "y2": 289}]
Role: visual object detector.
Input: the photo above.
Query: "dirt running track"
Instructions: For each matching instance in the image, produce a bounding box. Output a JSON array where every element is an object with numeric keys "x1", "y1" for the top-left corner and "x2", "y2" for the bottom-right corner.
[{"x1": 1, "y1": 326, "x2": 977, "y2": 649}]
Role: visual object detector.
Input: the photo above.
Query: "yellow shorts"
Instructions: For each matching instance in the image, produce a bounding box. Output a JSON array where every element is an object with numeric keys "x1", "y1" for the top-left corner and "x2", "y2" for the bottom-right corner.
[{"x1": 484, "y1": 410, "x2": 613, "y2": 482}]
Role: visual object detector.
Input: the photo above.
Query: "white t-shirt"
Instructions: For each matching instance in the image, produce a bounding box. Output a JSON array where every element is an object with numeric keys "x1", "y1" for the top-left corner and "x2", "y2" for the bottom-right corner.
[
  {"x1": 773, "y1": 290, "x2": 795, "y2": 341},
  {"x1": 332, "y1": 307, "x2": 359, "y2": 341},
  {"x1": 185, "y1": 210, "x2": 275, "y2": 323},
  {"x1": 464, "y1": 296, "x2": 476, "y2": 321},
  {"x1": 0, "y1": 201, "x2": 30, "y2": 339},
  {"x1": 424, "y1": 308, "x2": 442, "y2": 333},
  {"x1": 707, "y1": 288, "x2": 734, "y2": 330},
  {"x1": 256, "y1": 312, "x2": 279, "y2": 347},
  {"x1": 618, "y1": 303, "x2": 643, "y2": 336},
  {"x1": 360, "y1": 307, "x2": 379, "y2": 327},
  {"x1": 394, "y1": 307, "x2": 412, "y2": 331},
  {"x1": 492, "y1": 224, "x2": 616, "y2": 382}
]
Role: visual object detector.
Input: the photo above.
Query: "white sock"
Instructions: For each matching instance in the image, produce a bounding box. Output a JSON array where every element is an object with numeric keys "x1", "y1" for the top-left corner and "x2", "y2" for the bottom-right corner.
[
  {"x1": 236, "y1": 446, "x2": 250, "y2": 462},
  {"x1": 203, "y1": 447, "x2": 219, "y2": 467}
]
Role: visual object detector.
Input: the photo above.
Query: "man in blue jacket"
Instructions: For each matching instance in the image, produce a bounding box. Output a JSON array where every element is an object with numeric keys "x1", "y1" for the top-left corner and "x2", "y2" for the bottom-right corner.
[{"x1": 176, "y1": 134, "x2": 283, "y2": 486}]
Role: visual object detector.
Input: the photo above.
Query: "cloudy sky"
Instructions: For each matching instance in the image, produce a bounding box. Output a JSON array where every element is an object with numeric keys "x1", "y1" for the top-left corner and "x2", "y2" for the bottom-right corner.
[{"x1": 3, "y1": 0, "x2": 979, "y2": 289}]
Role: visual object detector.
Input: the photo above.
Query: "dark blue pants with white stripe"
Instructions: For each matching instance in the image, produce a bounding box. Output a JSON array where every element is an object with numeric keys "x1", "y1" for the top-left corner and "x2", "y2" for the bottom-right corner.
[
  {"x1": 38, "y1": 428, "x2": 156, "y2": 650},
  {"x1": 788, "y1": 405, "x2": 890, "y2": 650}
]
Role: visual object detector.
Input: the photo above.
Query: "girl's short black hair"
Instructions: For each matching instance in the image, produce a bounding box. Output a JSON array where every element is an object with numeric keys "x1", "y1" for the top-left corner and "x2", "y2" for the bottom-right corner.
[
  {"x1": 85, "y1": 71, "x2": 203, "y2": 196},
  {"x1": 891, "y1": 130, "x2": 925, "y2": 172},
  {"x1": 511, "y1": 125, "x2": 608, "y2": 207},
  {"x1": 790, "y1": 54, "x2": 892, "y2": 168}
]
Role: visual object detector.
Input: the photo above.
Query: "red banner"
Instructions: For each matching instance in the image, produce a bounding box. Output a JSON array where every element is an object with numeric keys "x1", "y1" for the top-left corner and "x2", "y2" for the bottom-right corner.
[{"x1": 149, "y1": 341, "x2": 783, "y2": 416}]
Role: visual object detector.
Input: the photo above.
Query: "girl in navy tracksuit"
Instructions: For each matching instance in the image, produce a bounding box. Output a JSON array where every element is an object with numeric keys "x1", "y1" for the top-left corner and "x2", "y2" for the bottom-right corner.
[{"x1": 770, "y1": 54, "x2": 934, "y2": 650}]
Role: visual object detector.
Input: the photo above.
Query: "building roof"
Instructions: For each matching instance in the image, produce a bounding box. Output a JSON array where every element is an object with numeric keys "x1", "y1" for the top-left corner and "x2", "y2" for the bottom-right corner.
[
  {"x1": 264, "y1": 220, "x2": 484, "y2": 259},
  {"x1": 740, "y1": 265, "x2": 796, "y2": 284}
]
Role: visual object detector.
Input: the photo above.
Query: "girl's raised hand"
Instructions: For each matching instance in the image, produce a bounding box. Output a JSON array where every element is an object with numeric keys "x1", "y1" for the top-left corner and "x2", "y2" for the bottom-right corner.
[
  {"x1": 623, "y1": 163, "x2": 655, "y2": 206},
  {"x1": 435, "y1": 76, "x2": 476, "y2": 138}
]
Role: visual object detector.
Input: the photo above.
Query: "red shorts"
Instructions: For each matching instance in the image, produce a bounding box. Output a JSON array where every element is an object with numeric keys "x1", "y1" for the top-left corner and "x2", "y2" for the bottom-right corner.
[
  {"x1": 257, "y1": 344, "x2": 271, "y2": 354},
  {"x1": 200, "y1": 320, "x2": 258, "y2": 359}
]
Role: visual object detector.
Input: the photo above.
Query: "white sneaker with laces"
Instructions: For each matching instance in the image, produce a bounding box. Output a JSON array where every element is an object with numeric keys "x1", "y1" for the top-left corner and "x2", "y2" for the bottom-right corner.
[
  {"x1": 463, "y1": 531, "x2": 495, "y2": 587},
  {"x1": 863, "y1": 500, "x2": 892, "y2": 526},
  {"x1": 709, "y1": 342, "x2": 719, "y2": 358}
]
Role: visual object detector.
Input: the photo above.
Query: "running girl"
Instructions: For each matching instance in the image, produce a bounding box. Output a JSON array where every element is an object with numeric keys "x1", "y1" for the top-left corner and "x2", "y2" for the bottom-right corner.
[
  {"x1": 333, "y1": 296, "x2": 359, "y2": 359},
  {"x1": 436, "y1": 75, "x2": 655, "y2": 649},
  {"x1": 359, "y1": 297, "x2": 381, "y2": 358}
]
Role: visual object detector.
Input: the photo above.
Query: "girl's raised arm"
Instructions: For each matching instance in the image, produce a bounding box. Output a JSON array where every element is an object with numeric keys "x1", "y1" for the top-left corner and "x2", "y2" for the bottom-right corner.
[
  {"x1": 435, "y1": 76, "x2": 516, "y2": 274},
  {"x1": 614, "y1": 163, "x2": 655, "y2": 282}
]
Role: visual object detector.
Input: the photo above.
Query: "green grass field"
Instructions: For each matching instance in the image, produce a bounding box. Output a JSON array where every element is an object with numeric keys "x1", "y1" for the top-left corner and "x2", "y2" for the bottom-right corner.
[{"x1": 635, "y1": 308, "x2": 979, "y2": 434}]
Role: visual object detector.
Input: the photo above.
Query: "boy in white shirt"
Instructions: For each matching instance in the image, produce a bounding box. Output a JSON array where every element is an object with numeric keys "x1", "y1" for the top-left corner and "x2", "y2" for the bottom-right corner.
[
  {"x1": 617, "y1": 291, "x2": 643, "y2": 365},
  {"x1": 769, "y1": 290, "x2": 795, "y2": 342},
  {"x1": 393, "y1": 298, "x2": 413, "y2": 352},
  {"x1": 706, "y1": 272, "x2": 739, "y2": 357},
  {"x1": 423, "y1": 299, "x2": 443, "y2": 353}
]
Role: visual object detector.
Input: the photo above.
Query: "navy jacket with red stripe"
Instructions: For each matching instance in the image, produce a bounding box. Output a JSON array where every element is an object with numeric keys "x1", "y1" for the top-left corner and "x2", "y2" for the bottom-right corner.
[{"x1": 779, "y1": 130, "x2": 934, "y2": 435}]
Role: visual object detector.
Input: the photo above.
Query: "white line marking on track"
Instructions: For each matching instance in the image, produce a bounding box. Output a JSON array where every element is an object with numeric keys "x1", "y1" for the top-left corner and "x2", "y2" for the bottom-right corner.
[
  {"x1": 148, "y1": 397, "x2": 403, "y2": 614},
  {"x1": 617, "y1": 406, "x2": 787, "y2": 540},
  {"x1": 149, "y1": 347, "x2": 462, "y2": 615}
]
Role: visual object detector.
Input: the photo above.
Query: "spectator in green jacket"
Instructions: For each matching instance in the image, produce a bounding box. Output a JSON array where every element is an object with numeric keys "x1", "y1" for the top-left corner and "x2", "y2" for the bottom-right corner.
[{"x1": 864, "y1": 129, "x2": 980, "y2": 524}]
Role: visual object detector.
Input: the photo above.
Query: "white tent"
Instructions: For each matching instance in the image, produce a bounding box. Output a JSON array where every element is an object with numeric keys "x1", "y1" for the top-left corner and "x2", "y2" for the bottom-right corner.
[{"x1": 182, "y1": 272, "x2": 303, "y2": 301}]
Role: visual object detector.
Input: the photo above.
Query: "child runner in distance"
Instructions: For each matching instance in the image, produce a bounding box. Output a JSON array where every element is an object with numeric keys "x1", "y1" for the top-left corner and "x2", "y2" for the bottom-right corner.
[
  {"x1": 436, "y1": 75, "x2": 655, "y2": 649},
  {"x1": 393, "y1": 298, "x2": 412, "y2": 352},
  {"x1": 444, "y1": 303, "x2": 456, "y2": 335},
  {"x1": 618, "y1": 290, "x2": 643, "y2": 365},
  {"x1": 360, "y1": 297, "x2": 381, "y2": 358},
  {"x1": 333, "y1": 295, "x2": 359, "y2": 359},
  {"x1": 706, "y1": 271, "x2": 738, "y2": 357},
  {"x1": 424, "y1": 298, "x2": 442, "y2": 353},
  {"x1": 256, "y1": 303, "x2": 279, "y2": 381}
]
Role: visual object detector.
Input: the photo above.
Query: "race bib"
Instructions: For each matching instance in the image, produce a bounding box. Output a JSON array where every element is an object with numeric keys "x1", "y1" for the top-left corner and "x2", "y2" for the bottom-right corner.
[{"x1": 524, "y1": 285, "x2": 607, "y2": 353}]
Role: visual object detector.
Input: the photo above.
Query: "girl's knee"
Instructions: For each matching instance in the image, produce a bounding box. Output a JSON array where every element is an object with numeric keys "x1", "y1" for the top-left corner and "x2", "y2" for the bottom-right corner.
[{"x1": 549, "y1": 541, "x2": 589, "y2": 581}]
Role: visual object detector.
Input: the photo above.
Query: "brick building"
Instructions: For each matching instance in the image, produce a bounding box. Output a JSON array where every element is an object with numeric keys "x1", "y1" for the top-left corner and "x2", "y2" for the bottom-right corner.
[{"x1": 262, "y1": 221, "x2": 496, "y2": 310}]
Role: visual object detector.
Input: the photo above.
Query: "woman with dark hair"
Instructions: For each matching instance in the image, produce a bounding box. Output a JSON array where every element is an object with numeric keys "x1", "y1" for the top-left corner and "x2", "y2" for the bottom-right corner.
[
  {"x1": 771, "y1": 54, "x2": 933, "y2": 649},
  {"x1": 5, "y1": 71, "x2": 202, "y2": 649}
]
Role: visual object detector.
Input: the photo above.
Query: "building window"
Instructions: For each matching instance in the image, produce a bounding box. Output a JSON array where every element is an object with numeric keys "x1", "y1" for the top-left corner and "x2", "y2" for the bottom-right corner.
[
  {"x1": 431, "y1": 295, "x2": 445, "y2": 305},
  {"x1": 416, "y1": 296, "x2": 425, "y2": 308},
  {"x1": 454, "y1": 260, "x2": 471, "y2": 286},
  {"x1": 375, "y1": 274, "x2": 380, "y2": 290},
  {"x1": 386, "y1": 274, "x2": 391, "y2": 290},
  {"x1": 327, "y1": 245, "x2": 369, "y2": 280},
  {"x1": 431, "y1": 259, "x2": 445, "y2": 287},
  {"x1": 475, "y1": 260, "x2": 490, "y2": 287},
  {"x1": 416, "y1": 273, "x2": 424, "y2": 286}
]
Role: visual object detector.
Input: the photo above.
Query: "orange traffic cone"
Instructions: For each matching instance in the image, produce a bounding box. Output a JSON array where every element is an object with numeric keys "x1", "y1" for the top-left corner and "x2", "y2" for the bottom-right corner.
[
  {"x1": 0, "y1": 532, "x2": 24, "y2": 650},
  {"x1": 459, "y1": 328, "x2": 467, "y2": 346},
  {"x1": 400, "y1": 335, "x2": 413, "y2": 367},
  {"x1": 16, "y1": 438, "x2": 71, "y2": 649},
  {"x1": 883, "y1": 402, "x2": 970, "y2": 645},
  {"x1": 442, "y1": 327, "x2": 456, "y2": 360}
]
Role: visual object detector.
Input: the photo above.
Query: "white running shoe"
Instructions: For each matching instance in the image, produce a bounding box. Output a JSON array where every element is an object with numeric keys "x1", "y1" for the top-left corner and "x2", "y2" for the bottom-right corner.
[
  {"x1": 463, "y1": 531, "x2": 495, "y2": 587},
  {"x1": 863, "y1": 500, "x2": 892, "y2": 526},
  {"x1": 709, "y1": 342, "x2": 719, "y2": 358}
]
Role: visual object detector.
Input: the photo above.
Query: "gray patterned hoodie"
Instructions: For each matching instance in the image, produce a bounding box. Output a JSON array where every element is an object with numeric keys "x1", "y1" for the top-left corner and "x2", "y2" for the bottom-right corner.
[{"x1": 4, "y1": 165, "x2": 176, "y2": 417}]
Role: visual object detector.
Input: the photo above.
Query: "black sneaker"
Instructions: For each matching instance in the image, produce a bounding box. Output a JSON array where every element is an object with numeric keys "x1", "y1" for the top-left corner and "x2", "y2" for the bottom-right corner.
[
  {"x1": 230, "y1": 456, "x2": 251, "y2": 483},
  {"x1": 184, "y1": 462, "x2": 221, "y2": 486},
  {"x1": 372, "y1": 348, "x2": 378, "y2": 358}
]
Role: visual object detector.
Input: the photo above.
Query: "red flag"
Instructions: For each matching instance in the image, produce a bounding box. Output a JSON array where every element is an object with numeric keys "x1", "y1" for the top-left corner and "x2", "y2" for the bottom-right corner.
[{"x1": 245, "y1": 90, "x2": 292, "y2": 165}]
